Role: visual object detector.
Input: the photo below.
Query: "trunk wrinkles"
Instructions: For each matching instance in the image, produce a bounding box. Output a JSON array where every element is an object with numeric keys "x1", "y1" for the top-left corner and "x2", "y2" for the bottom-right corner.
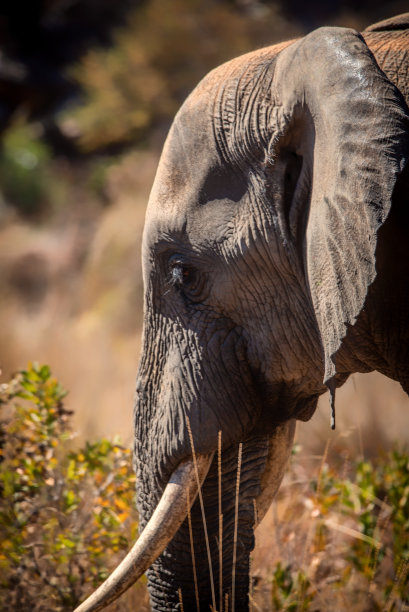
[{"x1": 146, "y1": 435, "x2": 270, "y2": 611}]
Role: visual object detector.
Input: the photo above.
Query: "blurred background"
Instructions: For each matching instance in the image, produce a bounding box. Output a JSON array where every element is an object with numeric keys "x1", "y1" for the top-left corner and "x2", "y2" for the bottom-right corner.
[{"x1": 0, "y1": 0, "x2": 408, "y2": 454}]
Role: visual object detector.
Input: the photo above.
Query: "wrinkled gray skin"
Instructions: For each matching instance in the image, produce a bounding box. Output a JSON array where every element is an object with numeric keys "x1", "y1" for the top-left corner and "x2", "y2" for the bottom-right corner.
[{"x1": 134, "y1": 14, "x2": 409, "y2": 611}]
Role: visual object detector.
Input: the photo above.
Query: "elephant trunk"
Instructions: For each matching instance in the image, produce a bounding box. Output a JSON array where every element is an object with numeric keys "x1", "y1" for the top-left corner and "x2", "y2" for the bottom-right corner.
[
  {"x1": 146, "y1": 435, "x2": 274, "y2": 612},
  {"x1": 73, "y1": 454, "x2": 213, "y2": 612}
]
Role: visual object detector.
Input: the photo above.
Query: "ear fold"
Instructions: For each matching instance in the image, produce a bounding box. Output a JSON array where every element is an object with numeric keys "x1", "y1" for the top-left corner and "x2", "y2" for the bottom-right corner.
[{"x1": 273, "y1": 27, "x2": 409, "y2": 384}]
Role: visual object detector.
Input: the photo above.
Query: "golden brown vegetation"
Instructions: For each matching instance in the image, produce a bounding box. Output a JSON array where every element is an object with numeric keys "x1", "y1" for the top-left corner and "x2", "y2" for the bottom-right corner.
[
  {"x1": 0, "y1": 364, "x2": 149, "y2": 611},
  {"x1": 253, "y1": 441, "x2": 409, "y2": 611},
  {"x1": 1, "y1": 366, "x2": 408, "y2": 610}
]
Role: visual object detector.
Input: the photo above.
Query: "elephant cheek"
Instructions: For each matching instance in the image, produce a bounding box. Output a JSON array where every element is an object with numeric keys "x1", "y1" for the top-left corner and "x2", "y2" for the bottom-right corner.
[{"x1": 156, "y1": 352, "x2": 259, "y2": 460}]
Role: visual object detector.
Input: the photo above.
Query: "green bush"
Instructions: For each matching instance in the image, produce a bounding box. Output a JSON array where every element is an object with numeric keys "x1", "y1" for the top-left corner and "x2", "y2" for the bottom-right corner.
[
  {"x1": 2, "y1": 364, "x2": 408, "y2": 611},
  {"x1": 271, "y1": 562, "x2": 314, "y2": 611},
  {"x1": 266, "y1": 445, "x2": 409, "y2": 611},
  {"x1": 0, "y1": 363, "x2": 138, "y2": 611},
  {"x1": 67, "y1": 0, "x2": 253, "y2": 152},
  {"x1": 0, "y1": 125, "x2": 53, "y2": 217}
]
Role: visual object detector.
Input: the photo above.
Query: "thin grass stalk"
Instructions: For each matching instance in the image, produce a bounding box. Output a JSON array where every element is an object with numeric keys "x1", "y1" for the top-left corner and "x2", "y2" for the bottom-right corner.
[
  {"x1": 225, "y1": 592, "x2": 229, "y2": 612},
  {"x1": 396, "y1": 559, "x2": 409, "y2": 611},
  {"x1": 368, "y1": 502, "x2": 389, "y2": 589},
  {"x1": 187, "y1": 487, "x2": 200, "y2": 612},
  {"x1": 385, "y1": 557, "x2": 409, "y2": 612},
  {"x1": 316, "y1": 438, "x2": 330, "y2": 501},
  {"x1": 368, "y1": 540, "x2": 382, "y2": 589},
  {"x1": 231, "y1": 442, "x2": 243, "y2": 612},
  {"x1": 249, "y1": 504, "x2": 258, "y2": 612},
  {"x1": 186, "y1": 417, "x2": 216, "y2": 611},
  {"x1": 249, "y1": 554, "x2": 253, "y2": 612},
  {"x1": 398, "y1": 561, "x2": 409, "y2": 612},
  {"x1": 295, "y1": 569, "x2": 308, "y2": 612},
  {"x1": 218, "y1": 430, "x2": 223, "y2": 612},
  {"x1": 357, "y1": 421, "x2": 364, "y2": 461},
  {"x1": 324, "y1": 518, "x2": 380, "y2": 546},
  {"x1": 340, "y1": 450, "x2": 350, "y2": 482},
  {"x1": 249, "y1": 591, "x2": 263, "y2": 612},
  {"x1": 296, "y1": 438, "x2": 332, "y2": 583},
  {"x1": 295, "y1": 443, "x2": 341, "y2": 612},
  {"x1": 178, "y1": 587, "x2": 184, "y2": 612}
]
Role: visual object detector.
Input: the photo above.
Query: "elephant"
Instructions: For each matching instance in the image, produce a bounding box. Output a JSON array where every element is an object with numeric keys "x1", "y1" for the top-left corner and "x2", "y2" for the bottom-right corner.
[{"x1": 75, "y1": 12, "x2": 409, "y2": 612}]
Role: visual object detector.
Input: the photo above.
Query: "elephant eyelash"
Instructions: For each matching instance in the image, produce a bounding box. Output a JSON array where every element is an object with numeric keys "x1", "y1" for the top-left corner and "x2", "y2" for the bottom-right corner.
[
  {"x1": 170, "y1": 264, "x2": 185, "y2": 287},
  {"x1": 168, "y1": 259, "x2": 194, "y2": 289},
  {"x1": 167, "y1": 257, "x2": 206, "y2": 303}
]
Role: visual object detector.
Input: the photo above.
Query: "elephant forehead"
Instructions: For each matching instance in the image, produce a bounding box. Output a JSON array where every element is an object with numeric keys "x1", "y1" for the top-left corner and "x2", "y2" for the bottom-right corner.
[
  {"x1": 145, "y1": 36, "x2": 297, "y2": 223},
  {"x1": 147, "y1": 111, "x2": 216, "y2": 215},
  {"x1": 145, "y1": 125, "x2": 239, "y2": 248},
  {"x1": 143, "y1": 39, "x2": 296, "y2": 249},
  {"x1": 143, "y1": 193, "x2": 246, "y2": 258}
]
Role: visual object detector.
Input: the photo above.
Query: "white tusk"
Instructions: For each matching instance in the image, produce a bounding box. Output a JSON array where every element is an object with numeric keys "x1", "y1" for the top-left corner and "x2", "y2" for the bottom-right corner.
[{"x1": 74, "y1": 453, "x2": 214, "y2": 612}]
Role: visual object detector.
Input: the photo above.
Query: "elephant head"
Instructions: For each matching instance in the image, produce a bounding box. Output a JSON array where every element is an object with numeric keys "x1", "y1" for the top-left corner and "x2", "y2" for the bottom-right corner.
[{"x1": 76, "y1": 17, "x2": 409, "y2": 612}]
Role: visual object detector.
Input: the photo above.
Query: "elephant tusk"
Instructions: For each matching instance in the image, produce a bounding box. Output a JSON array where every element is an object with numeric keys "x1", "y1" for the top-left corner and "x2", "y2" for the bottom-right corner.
[{"x1": 74, "y1": 453, "x2": 214, "y2": 612}]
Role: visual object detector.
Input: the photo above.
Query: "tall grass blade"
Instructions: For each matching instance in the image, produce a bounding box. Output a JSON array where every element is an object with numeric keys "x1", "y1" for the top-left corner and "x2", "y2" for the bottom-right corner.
[
  {"x1": 368, "y1": 504, "x2": 389, "y2": 591},
  {"x1": 231, "y1": 442, "x2": 243, "y2": 612},
  {"x1": 316, "y1": 438, "x2": 330, "y2": 500},
  {"x1": 249, "y1": 553, "x2": 253, "y2": 612},
  {"x1": 178, "y1": 587, "x2": 184, "y2": 612},
  {"x1": 186, "y1": 417, "x2": 216, "y2": 612},
  {"x1": 385, "y1": 558, "x2": 409, "y2": 612},
  {"x1": 324, "y1": 518, "x2": 380, "y2": 547},
  {"x1": 218, "y1": 430, "x2": 223, "y2": 612},
  {"x1": 186, "y1": 487, "x2": 200, "y2": 612}
]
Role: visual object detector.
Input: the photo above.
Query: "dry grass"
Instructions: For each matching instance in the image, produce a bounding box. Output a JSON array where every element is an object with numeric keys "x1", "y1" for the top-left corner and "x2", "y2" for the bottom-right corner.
[
  {"x1": 232, "y1": 443, "x2": 243, "y2": 612},
  {"x1": 219, "y1": 430, "x2": 224, "y2": 612},
  {"x1": 187, "y1": 417, "x2": 217, "y2": 610},
  {"x1": 252, "y1": 432, "x2": 409, "y2": 612},
  {"x1": 0, "y1": 151, "x2": 158, "y2": 445},
  {"x1": 186, "y1": 484, "x2": 201, "y2": 612}
]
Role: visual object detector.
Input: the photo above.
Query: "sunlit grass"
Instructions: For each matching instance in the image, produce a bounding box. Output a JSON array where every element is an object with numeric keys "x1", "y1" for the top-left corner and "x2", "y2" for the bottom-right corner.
[
  {"x1": 252, "y1": 440, "x2": 409, "y2": 611},
  {"x1": 1, "y1": 364, "x2": 408, "y2": 611}
]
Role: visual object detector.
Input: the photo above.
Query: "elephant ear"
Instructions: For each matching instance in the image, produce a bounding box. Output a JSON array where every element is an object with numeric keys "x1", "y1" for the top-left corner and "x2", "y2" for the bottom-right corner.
[
  {"x1": 364, "y1": 13, "x2": 409, "y2": 32},
  {"x1": 273, "y1": 27, "x2": 409, "y2": 388}
]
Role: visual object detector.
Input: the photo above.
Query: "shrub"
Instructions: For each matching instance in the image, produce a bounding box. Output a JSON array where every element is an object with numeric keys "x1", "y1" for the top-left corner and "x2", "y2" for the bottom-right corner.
[
  {"x1": 2, "y1": 364, "x2": 408, "y2": 611},
  {"x1": 260, "y1": 444, "x2": 409, "y2": 611},
  {"x1": 0, "y1": 363, "x2": 139, "y2": 611},
  {"x1": 67, "y1": 0, "x2": 254, "y2": 152},
  {"x1": 0, "y1": 125, "x2": 52, "y2": 217}
]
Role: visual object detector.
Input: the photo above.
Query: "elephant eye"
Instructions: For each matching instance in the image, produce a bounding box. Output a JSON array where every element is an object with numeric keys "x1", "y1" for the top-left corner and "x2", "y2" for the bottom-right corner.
[
  {"x1": 167, "y1": 255, "x2": 205, "y2": 302},
  {"x1": 168, "y1": 257, "x2": 195, "y2": 289}
]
